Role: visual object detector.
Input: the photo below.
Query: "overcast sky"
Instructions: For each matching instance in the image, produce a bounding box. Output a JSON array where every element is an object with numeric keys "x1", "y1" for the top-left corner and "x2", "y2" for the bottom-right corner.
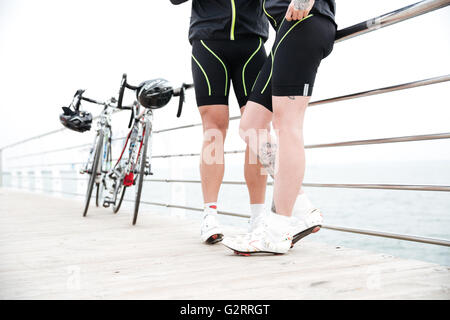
[{"x1": 0, "y1": 0, "x2": 449, "y2": 167}]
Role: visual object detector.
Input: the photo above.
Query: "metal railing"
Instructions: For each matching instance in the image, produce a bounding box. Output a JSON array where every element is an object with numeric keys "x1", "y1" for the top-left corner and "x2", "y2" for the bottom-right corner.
[
  {"x1": 1, "y1": 0, "x2": 449, "y2": 247},
  {"x1": 335, "y1": 0, "x2": 450, "y2": 42}
]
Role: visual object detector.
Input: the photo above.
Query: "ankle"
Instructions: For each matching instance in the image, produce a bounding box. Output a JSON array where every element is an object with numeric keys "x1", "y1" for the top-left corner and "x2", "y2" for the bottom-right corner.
[
  {"x1": 293, "y1": 193, "x2": 314, "y2": 217},
  {"x1": 250, "y1": 203, "x2": 265, "y2": 218},
  {"x1": 268, "y1": 211, "x2": 291, "y2": 228},
  {"x1": 204, "y1": 202, "x2": 218, "y2": 216}
]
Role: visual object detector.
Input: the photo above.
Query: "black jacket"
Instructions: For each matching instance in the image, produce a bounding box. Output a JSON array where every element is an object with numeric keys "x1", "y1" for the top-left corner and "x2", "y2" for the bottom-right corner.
[
  {"x1": 263, "y1": 0, "x2": 336, "y2": 29},
  {"x1": 170, "y1": 0, "x2": 269, "y2": 42}
]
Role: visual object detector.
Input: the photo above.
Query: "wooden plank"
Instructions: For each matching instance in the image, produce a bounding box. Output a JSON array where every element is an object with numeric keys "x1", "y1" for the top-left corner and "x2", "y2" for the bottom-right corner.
[{"x1": 0, "y1": 189, "x2": 449, "y2": 300}]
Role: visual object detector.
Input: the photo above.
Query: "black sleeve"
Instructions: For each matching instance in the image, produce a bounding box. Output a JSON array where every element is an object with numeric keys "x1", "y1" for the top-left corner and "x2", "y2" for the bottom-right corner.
[{"x1": 170, "y1": 0, "x2": 189, "y2": 4}]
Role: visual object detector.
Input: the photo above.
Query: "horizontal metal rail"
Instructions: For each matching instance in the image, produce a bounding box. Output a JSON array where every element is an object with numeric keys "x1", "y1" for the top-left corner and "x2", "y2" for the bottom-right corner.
[
  {"x1": 31, "y1": 176, "x2": 88, "y2": 181},
  {"x1": 152, "y1": 132, "x2": 450, "y2": 159},
  {"x1": 2, "y1": 0, "x2": 448, "y2": 151},
  {"x1": 9, "y1": 108, "x2": 450, "y2": 159},
  {"x1": 6, "y1": 175, "x2": 450, "y2": 192},
  {"x1": 8, "y1": 186, "x2": 450, "y2": 247},
  {"x1": 308, "y1": 74, "x2": 450, "y2": 107},
  {"x1": 115, "y1": 201, "x2": 450, "y2": 247},
  {"x1": 0, "y1": 109, "x2": 124, "y2": 152},
  {"x1": 305, "y1": 132, "x2": 450, "y2": 149},
  {"x1": 144, "y1": 179, "x2": 450, "y2": 192},
  {"x1": 5, "y1": 132, "x2": 450, "y2": 169},
  {"x1": 6, "y1": 136, "x2": 126, "y2": 161},
  {"x1": 7, "y1": 143, "x2": 94, "y2": 160},
  {"x1": 336, "y1": 0, "x2": 450, "y2": 42},
  {"x1": 6, "y1": 161, "x2": 87, "y2": 169},
  {"x1": 151, "y1": 75, "x2": 450, "y2": 135},
  {"x1": 0, "y1": 128, "x2": 66, "y2": 151},
  {"x1": 322, "y1": 225, "x2": 450, "y2": 247},
  {"x1": 119, "y1": 198, "x2": 450, "y2": 247}
]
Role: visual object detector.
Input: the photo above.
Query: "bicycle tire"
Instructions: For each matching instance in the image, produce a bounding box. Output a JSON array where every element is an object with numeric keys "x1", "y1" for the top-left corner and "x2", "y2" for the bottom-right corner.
[
  {"x1": 132, "y1": 122, "x2": 150, "y2": 225},
  {"x1": 83, "y1": 131, "x2": 104, "y2": 217},
  {"x1": 113, "y1": 186, "x2": 126, "y2": 214}
]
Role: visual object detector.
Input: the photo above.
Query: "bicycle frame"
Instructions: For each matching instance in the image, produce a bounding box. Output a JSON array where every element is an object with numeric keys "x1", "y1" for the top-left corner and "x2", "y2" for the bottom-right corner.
[
  {"x1": 82, "y1": 105, "x2": 115, "y2": 177},
  {"x1": 114, "y1": 102, "x2": 153, "y2": 187}
]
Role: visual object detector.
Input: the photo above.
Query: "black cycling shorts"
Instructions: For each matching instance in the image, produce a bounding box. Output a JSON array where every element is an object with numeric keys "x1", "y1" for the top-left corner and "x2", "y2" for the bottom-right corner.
[
  {"x1": 249, "y1": 14, "x2": 336, "y2": 112},
  {"x1": 191, "y1": 37, "x2": 267, "y2": 108}
]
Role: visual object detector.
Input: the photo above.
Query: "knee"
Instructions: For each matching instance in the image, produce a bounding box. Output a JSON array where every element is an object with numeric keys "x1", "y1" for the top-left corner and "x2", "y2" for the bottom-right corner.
[
  {"x1": 239, "y1": 118, "x2": 252, "y2": 143},
  {"x1": 272, "y1": 112, "x2": 301, "y2": 137},
  {"x1": 204, "y1": 117, "x2": 228, "y2": 133},
  {"x1": 239, "y1": 115, "x2": 270, "y2": 144},
  {"x1": 201, "y1": 114, "x2": 229, "y2": 142}
]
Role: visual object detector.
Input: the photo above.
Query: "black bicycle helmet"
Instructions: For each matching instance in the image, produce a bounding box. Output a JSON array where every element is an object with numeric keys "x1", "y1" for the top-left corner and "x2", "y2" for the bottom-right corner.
[
  {"x1": 137, "y1": 78, "x2": 173, "y2": 109},
  {"x1": 59, "y1": 107, "x2": 93, "y2": 133}
]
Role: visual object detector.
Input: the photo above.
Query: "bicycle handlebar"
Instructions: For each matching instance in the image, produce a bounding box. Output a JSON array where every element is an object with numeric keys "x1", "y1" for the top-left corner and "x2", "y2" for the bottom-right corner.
[
  {"x1": 71, "y1": 89, "x2": 132, "y2": 112},
  {"x1": 117, "y1": 73, "x2": 193, "y2": 117},
  {"x1": 173, "y1": 83, "x2": 194, "y2": 118},
  {"x1": 81, "y1": 96, "x2": 106, "y2": 105}
]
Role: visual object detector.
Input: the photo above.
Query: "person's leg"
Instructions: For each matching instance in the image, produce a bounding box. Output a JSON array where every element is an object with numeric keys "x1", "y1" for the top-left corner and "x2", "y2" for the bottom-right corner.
[
  {"x1": 272, "y1": 96, "x2": 309, "y2": 217},
  {"x1": 240, "y1": 105, "x2": 268, "y2": 205},
  {"x1": 240, "y1": 103, "x2": 272, "y2": 231},
  {"x1": 192, "y1": 40, "x2": 232, "y2": 243},
  {"x1": 238, "y1": 49, "x2": 279, "y2": 222},
  {"x1": 270, "y1": 14, "x2": 335, "y2": 220},
  {"x1": 198, "y1": 105, "x2": 229, "y2": 204},
  {"x1": 229, "y1": 37, "x2": 269, "y2": 224}
]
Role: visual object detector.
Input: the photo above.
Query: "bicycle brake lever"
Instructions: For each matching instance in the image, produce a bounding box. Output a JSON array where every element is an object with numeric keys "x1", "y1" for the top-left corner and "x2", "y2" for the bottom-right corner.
[{"x1": 176, "y1": 85, "x2": 185, "y2": 118}]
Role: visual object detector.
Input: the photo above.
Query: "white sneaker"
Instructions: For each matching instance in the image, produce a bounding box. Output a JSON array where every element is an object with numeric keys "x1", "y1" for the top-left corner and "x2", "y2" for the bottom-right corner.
[
  {"x1": 201, "y1": 213, "x2": 224, "y2": 244},
  {"x1": 248, "y1": 204, "x2": 266, "y2": 233},
  {"x1": 248, "y1": 212, "x2": 266, "y2": 233},
  {"x1": 222, "y1": 213, "x2": 292, "y2": 255},
  {"x1": 291, "y1": 194, "x2": 323, "y2": 247}
]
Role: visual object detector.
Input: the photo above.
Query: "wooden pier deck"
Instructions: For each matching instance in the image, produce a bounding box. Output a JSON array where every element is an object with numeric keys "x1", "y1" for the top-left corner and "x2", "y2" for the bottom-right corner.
[{"x1": 0, "y1": 189, "x2": 448, "y2": 300}]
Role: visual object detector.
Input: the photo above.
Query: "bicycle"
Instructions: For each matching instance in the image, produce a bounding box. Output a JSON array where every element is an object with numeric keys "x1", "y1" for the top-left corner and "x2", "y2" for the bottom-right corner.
[
  {"x1": 112, "y1": 74, "x2": 193, "y2": 225},
  {"x1": 69, "y1": 90, "x2": 126, "y2": 217},
  {"x1": 64, "y1": 76, "x2": 192, "y2": 224}
]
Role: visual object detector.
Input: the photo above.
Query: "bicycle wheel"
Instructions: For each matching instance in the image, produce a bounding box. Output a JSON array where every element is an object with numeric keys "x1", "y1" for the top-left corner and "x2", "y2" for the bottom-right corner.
[
  {"x1": 113, "y1": 186, "x2": 127, "y2": 214},
  {"x1": 132, "y1": 121, "x2": 150, "y2": 225},
  {"x1": 83, "y1": 131, "x2": 104, "y2": 217}
]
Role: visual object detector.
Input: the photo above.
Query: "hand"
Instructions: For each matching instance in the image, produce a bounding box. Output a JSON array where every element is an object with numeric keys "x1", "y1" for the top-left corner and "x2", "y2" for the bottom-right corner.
[{"x1": 285, "y1": 0, "x2": 315, "y2": 21}]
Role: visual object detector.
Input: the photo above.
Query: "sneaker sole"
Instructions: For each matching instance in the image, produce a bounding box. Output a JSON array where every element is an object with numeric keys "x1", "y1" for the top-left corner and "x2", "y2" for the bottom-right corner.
[
  {"x1": 233, "y1": 250, "x2": 285, "y2": 256},
  {"x1": 291, "y1": 225, "x2": 321, "y2": 248},
  {"x1": 204, "y1": 233, "x2": 224, "y2": 244},
  {"x1": 222, "y1": 243, "x2": 287, "y2": 256}
]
